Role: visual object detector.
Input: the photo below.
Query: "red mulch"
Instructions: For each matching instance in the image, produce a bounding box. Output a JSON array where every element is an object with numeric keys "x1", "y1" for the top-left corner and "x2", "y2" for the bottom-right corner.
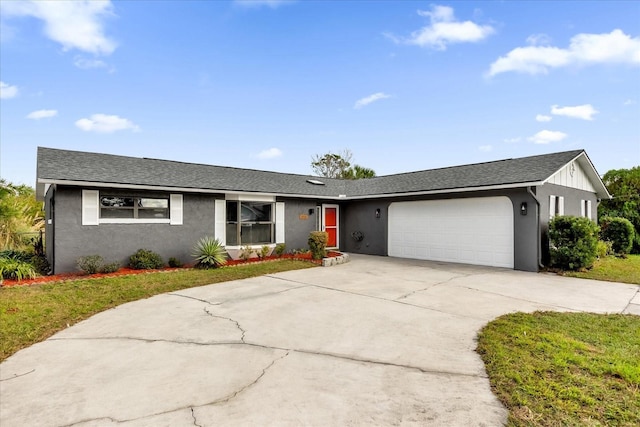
[{"x1": 1, "y1": 251, "x2": 342, "y2": 288}]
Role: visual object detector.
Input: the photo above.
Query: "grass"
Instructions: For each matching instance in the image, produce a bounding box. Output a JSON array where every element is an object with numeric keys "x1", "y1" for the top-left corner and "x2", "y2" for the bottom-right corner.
[
  {"x1": 0, "y1": 260, "x2": 314, "y2": 362},
  {"x1": 477, "y1": 311, "x2": 640, "y2": 426},
  {"x1": 561, "y1": 254, "x2": 640, "y2": 285}
]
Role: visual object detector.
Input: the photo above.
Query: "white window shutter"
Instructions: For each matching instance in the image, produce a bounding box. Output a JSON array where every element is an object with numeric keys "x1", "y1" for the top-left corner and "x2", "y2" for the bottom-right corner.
[
  {"x1": 587, "y1": 200, "x2": 592, "y2": 220},
  {"x1": 215, "y1": 199, "x2": 226, "y2": 245},
  {"x1": 580, "y1": 200, "x2": 586, "y2": 217},
  {"x1": 275, "y1": 202, "x2": 285, "y2": 243},
  {"x1": 170, "y1": 194, "x2": 183, "y2": 225},
  {"x1": 549, "y1": 195, "x2": 556, "y2": 219},
  {"x1": 559, "y1": 196, "x2": 565, "y2": 215},
  {"x1": 82, "y1": 190, "x2": 99, "y2": 225}
]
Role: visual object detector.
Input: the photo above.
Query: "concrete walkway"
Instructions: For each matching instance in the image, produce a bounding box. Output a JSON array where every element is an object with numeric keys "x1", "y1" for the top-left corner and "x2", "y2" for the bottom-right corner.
[{"x1": 1, "y1": 255, "x2": 638, "y2": 427}]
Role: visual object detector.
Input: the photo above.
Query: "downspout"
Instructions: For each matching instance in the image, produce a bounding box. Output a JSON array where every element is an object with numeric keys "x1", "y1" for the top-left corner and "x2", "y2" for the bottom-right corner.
[{"x1": 527, "y1": 186, "x2": 544, "y2": 270}]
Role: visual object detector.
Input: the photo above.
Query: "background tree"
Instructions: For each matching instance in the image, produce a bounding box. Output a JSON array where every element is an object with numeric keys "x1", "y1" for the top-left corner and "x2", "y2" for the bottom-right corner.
[
  {"x1": 598, "y1": 166, "x2": 640, "y2": 253},
  {"x1": 0, "y1": 180, "x2": 44, "y2": 250},
  {"x1": 311, "y1": 150, "x2": 376, "y2": 179}
]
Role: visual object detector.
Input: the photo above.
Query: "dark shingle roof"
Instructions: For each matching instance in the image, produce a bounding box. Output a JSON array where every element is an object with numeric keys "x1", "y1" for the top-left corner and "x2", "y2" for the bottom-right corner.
[{"x1": 37, "y1": 147, "x2": 603, "y2": 199}]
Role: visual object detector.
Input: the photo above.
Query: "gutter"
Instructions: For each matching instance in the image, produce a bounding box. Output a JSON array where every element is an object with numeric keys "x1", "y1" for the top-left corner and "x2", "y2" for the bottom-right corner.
[{"x1": 527, "y1": 186, "x2": 544, "y2": 270}]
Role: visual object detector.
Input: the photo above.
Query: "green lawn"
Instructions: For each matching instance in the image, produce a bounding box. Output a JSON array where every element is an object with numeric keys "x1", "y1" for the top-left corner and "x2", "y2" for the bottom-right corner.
[
  {"x1": 561, "y1": 254, "x2": 640, "y2": 285},
  {"x1": 477, "y1": 311, "x2": 640, "y2": 426},
  {"x1": 0, "y1": 260, "x2": 314, "y2": 362}
]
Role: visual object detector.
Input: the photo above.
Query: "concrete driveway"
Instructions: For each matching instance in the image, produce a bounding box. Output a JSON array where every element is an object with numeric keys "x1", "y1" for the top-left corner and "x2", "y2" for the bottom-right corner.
[{"x1": 2, "y1": 255, "x2": 638, "y2": 427}]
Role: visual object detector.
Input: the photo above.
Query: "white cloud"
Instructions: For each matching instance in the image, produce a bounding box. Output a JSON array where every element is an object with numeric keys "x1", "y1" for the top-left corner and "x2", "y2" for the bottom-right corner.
[
  {"x1": 526, "y1": 33, "x2": 552, "y2": 46},
  {"x1": 488, "y1": 29, "x2": 640, "y2": 76},
  {"x1": 385, "y1": 4, "x2": 494, "y2": 50},
  {"x1": 26, "y1": 109, "x2": 58, "y2": 119},
  {"x1": 75, "y1": 114, "x2": 139, "y2": 133},
  {"x1": 1, "y1": 0, "x2": 116, "y2": 55},
  {"x1": 478, "y1": 145, "x2": 493, "y2": 152},
  {"x1": 503, "y1": 137, "x2": 521, "y2": 143},
  {"x1": 528, "y1": 130, "x2": 568, "y2": 144},
  {"x1": 623, "y1": 99, "x2": 636, "y2": 106},
  {"x1": 536, "y1": 114, "x2": 552, "y2": 122},
  {"x1": 551, "y1": 104, "x2": 598, "y2": 120},
  {"x1": 257, "y1": 147, "x2": 283, "y2": 159},
  {"x1": 73, "y1": 56, "x2": 108, "y2": 69},
  {"x1": 0, "y1": 81, "x2": 18, "y2": 99},
  {"x1": 234, "y1": 0, "x2": 295, "y2": 8},
  {"x1": 354, "y1": 92, "x2": 391, "y2": 109}
]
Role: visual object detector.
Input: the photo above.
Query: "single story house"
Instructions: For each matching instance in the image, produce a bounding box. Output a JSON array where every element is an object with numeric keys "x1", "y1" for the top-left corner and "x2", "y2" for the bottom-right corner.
[{"x1": 36, "y1": 147, "x2": 610, "y2": 274}]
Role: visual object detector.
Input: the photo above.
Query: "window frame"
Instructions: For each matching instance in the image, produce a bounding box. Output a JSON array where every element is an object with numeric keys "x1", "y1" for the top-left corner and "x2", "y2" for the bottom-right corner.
[
  {"x1": 225, "y1": 200, "x2": 275, "y2": 246},
  {"x1": 82, "y1": 190, "x2": 182, "y2": 225}
]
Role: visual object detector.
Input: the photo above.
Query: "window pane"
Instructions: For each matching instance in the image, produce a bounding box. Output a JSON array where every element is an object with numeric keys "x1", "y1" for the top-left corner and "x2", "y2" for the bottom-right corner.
[
  {"x1": 240, "y1": 223, "x2": 273, "y2": 244},
  {"x1": 138, "y1": 208, "x2": 169, "y2": 219},
  {"x1": 226, "y1": 201, "x2": 238, "y2": 222},
  {"x1": 140, "y1": 198, "x2": 168, "y2": 208},
  {"x1": 101, "y1": 208, "x2": 134, "y2": 218},
  {"x1": 101, "y1": 196, "x2": 126, "y2": 207},
  {"x1": 241, "y1": 202, "x2": 272, "y2": 222},
  {"x1": 226, "y1": 224, "x2": 238, "y2": 245}
]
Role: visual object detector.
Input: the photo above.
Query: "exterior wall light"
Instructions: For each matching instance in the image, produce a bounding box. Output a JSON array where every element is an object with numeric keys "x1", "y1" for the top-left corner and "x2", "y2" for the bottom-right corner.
[
  {"x1": 375, "y1": 208, "x2": 381, "y2": 218},
  {"x1": 520, "y1": 202, "x2": 527, "y2": 215}
]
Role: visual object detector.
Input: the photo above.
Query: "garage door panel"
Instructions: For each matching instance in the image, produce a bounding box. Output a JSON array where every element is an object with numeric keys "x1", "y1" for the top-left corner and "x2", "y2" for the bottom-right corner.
[{"x1": 388, "y1": 197, "x2": 514, "y2": 269}]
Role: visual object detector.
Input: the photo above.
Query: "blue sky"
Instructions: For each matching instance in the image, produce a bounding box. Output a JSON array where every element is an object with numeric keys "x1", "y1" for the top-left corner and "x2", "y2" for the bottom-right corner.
[{"x1": 1, "y1": 0, "x2": 639, "y2": 187}]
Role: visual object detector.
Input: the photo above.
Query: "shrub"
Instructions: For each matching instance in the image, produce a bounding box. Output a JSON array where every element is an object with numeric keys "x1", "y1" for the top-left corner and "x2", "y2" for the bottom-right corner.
[
  {"x1": 77, "y1": 255, "x2": 104, "y2": 274},
  {"x1": 600, "y1": 216, "x2": 635, "y2": 255},
  {"x1": 129, "y1": 249, "x2": 164, "y2": 270},
  {"x1": 101, "y1": 262, "x2": 121, "y2": 274},
  {"x1": 308, "y1": 231, "x2": 329, "y2": 260},
  {"x1": 193, "y1": 237, "x2": 227, "y2": 268},
  {"x1": 596, "y1": 240, "x2": 613, "y2": 259},
  {"x1": 240, "y1": 245, "x2": 254, "y2": 261},
  {"x1": 258, "y1": 245, "x2": 270, "y2": 259},
  {"x1": 274, "y1": 243, "x2": 286, "y2": 257},
  {"x1": 549, "y1": 216, "x2": 599, "y2": 271},
  {"x1": 168, "y1": 257, "x2": 183, "y2": 268},
  {"x1": 0, "y1": 257, "x2": 38, "y2": 281}
]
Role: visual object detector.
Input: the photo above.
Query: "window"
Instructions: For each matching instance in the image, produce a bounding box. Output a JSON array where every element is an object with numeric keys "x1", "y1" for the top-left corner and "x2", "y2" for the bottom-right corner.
[
  {"x1": 549, "y1": 195, "x2": 564, "y2": 219},
  {"x1": 82, "y1": 191, "x2": 182, "y2": 225},
  {"x1": 100, "y1": 196, "x2": 169, "y2": 219},
  {"x1": 226, "y1": 201, "x2": 274, "y2": 245}
]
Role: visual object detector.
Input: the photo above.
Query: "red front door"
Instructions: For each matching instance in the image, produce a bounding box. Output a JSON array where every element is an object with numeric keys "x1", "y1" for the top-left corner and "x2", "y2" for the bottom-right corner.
[{"x1": 323, "y1": 205, "x2": 339, "y2": 248}]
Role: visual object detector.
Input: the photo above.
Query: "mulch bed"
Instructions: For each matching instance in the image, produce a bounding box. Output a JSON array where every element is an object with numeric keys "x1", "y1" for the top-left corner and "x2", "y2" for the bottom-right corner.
[{"x1": 1, "y1": 251, "x2": 341, "y2": 288}]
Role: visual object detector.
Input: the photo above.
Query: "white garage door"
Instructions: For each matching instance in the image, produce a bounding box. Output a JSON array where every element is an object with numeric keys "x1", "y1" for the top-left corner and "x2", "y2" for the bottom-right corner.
[{"x1": 388, "y1": 197, "x2": 514, "y2": 268}]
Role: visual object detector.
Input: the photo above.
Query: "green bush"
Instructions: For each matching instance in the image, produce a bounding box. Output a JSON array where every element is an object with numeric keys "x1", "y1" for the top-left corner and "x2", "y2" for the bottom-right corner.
[
  {"x1": 308, "y1": 231, "x2": 328, "y2": 260},
  {"x1": 258, "y1": 245, "x2": 270, "y2": 259},
  {"x1": 274, "y1": 243, "x2": 286, "y2": 257},
  {"x1": 596, "y1": 240, "x2": 613, "y2": 259},
  {"x1": 192, "y1": 237, "x2": 227, "y2": 268},
  {"x1": 168, "y1": 257, "x2": 183, "y2": 268},
  {"x1": 549, "y1": 216, "x2": 599, "y2": 271},
  {"x1": 240, "y1": 245, "x2": 254, "y2": 261},
  {"x1": 78, "y1": 255, "x2": 121, "y2": 274},
  {"x1": 600, "y1": 216, "x2": 635, "y2": 255},
  {"x1": 129, "y1": 249, "x2": 164, "y2": 270},
  {"x1": 77, "y1": 255, "x2": 104, "y2": 274},
  {"x1": 1, "y1": 249, "x2": 49, "y2": 275},
  {"x1": 0, "y1": 257, "x2": 38, "y2": 281},
  {"x1": 101, "y1": 262, "x2": 121, "y2": 273}
]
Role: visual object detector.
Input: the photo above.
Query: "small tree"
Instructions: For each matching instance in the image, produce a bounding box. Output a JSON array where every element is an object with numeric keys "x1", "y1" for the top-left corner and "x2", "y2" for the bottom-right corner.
[
  {"x1": 600, "y1": 217, "x2": 635, "y2": 255},
  {"x1": 549, "y1": 216, "x2": 599, "y2": 271}
]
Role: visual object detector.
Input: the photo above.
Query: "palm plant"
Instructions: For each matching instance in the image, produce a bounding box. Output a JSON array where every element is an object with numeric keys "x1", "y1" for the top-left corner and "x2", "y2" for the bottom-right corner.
[
  {"x1": 192, "y1": 236, "x2": 227, "y2": 268},
  {"x1": 0, "y1": 180, "x2": 45, "y2": 250}
]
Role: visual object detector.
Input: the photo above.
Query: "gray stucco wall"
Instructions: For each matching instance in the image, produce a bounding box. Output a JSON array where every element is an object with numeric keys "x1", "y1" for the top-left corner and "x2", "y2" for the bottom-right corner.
[
  {"x1": 281, "y1": 199, "x2": 321, "y2": 252},
  {"x1": 535, "y1": 183, "x2": 599, "y2": 265},
  {"x1": 50, "y1": 187, "x2": 217, "y2": 273},
  {"x1": 342, "y1": 200, "x2": 390, "y2": 256}
]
